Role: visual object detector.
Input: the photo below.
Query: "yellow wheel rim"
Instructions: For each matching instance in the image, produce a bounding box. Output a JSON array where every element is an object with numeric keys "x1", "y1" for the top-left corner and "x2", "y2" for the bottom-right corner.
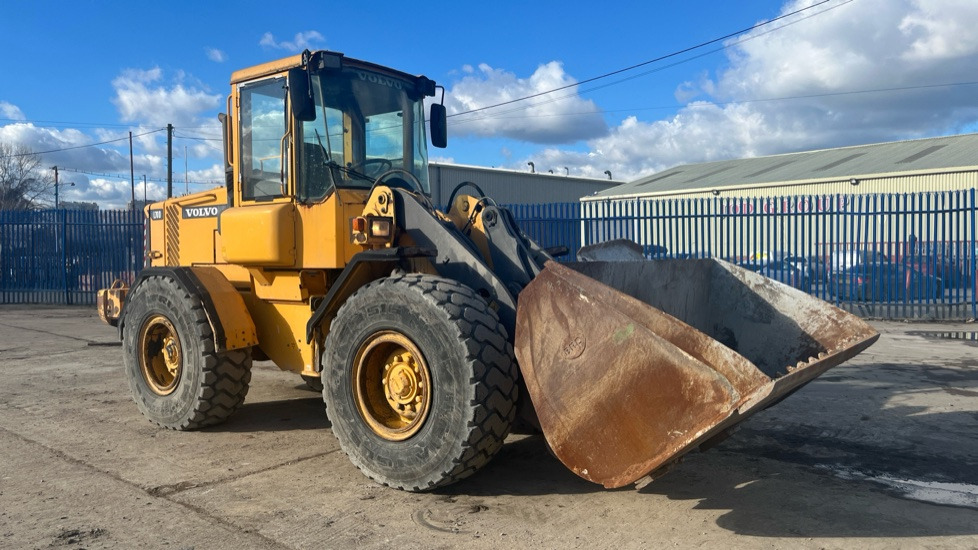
[
  {"x1": 138, "y1": 315, "x2": 182, "y2": 396},
  {"x1": 352, "y1": 331, "x2": 431, "y2": 441}
]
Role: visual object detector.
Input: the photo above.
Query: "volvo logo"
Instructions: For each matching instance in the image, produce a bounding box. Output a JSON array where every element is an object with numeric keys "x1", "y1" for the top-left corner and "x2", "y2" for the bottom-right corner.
[
  {"x1": 181, "y1": 205, "x2": 226, "y2": 219},
  {"x1": 356, "y1": 71, "x2": 404, "y2": 90}
]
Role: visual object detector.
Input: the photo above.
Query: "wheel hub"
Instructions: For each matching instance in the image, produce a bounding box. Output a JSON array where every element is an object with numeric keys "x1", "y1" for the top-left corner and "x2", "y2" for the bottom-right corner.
[
  {"x1": 353, "y1": 332, "x2": 431, "y2": 441},
  {"x1": 139, "y1": 315, "x2": 182, "y2": 396},
  {"x1": 384, "y1": 354, "x2": 424, "y2": 416},
  {"x1": 163, "y1": 337, "x2": 180, "y2": 374}
]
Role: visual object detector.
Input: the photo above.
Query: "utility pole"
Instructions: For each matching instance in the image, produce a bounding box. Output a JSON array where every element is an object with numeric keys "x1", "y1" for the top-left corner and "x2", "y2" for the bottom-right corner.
[
  {"x1": 185, "y1": 145, "x2": 188, "y2": 195},
  {"x1": 167, "y1": 123, "x2": 174, "y2": 198},
  {"x1": 143, "y1": 174, "x2": 147, "y2": 205},
  {"x1": 51, "y1": 165, "x2": 59, "y2": 209},
  {"x1": 129, "y1": 131, "x2": 136, "y2": 210}
]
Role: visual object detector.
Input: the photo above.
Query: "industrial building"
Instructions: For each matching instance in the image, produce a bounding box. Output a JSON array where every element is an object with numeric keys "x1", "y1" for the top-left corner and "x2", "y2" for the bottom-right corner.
[
  {"x1": 429, "y1": 162, "x2": 617, "y2": 206},
  {"x1": 590, "y1": 133, "x2": 978, "y2": 201}
]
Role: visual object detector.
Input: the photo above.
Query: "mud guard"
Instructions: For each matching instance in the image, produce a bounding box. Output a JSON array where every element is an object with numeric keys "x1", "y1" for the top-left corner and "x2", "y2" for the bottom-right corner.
[
  {"x1": 119, "y1": 266, "x2": 257, "y2": 352},
  {"x1": 514, "y1": 259, "x2": 879, "y2": 488}
]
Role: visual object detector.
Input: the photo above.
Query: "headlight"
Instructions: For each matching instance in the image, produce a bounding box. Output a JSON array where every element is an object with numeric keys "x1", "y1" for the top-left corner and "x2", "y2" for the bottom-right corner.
[{"x1": 370, "y1": 219, "x2": 391, "y2": 238}]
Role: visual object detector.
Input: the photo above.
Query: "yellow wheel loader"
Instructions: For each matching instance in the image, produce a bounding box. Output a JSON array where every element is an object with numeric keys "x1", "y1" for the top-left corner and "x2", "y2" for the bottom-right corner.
[{"x1": 97, "y1": 50, "x2": 878, "y2": 491}]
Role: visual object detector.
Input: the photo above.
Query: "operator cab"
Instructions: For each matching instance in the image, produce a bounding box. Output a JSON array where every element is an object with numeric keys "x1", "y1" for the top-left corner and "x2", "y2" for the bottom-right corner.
[{"x1": 233, "y1": 50, "x2": 446, "y2": 205}]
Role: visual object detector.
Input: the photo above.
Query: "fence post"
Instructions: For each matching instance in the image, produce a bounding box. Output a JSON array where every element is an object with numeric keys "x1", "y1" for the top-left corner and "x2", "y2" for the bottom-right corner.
[
  {"x1": 968, "y1": 187, "x2": 978, "y2": 319},
  {"x1": 61, "y1": 209, "x2": 70, "y2": 305},
  {"x1": 0, "y1": 212, "x2": 4, "y2": 303}
]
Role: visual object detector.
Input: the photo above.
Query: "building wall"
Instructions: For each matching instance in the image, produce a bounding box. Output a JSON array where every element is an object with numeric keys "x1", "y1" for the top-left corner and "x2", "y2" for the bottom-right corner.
[
  {"x1": 429, "y1": 163, "x2": 615, "y2": 207},
  {"x1": 580, "y1": 168, "x2": 978, "y2": 259},
  {"x1": 591, "y1": 168, "x2": 978, "y2": 202}
]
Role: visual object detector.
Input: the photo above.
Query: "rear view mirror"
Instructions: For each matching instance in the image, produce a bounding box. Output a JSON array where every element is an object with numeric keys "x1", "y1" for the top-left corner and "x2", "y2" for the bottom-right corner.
[
  {"x1": 288, "y1": 68, "x2": 316, "y2": 122},
  {"x1": 430, "y1": 103, "x2": 447, "y2": 148}
]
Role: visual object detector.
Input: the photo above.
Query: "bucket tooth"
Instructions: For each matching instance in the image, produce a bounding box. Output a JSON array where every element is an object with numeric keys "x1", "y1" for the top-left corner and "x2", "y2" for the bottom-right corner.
[{"x1": 514, "y1": 259, "x2": 878, "y2": 488}]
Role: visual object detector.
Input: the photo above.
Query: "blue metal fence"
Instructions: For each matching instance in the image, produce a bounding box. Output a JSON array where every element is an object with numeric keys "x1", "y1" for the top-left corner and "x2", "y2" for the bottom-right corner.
[
  {"x1": 576, "y1": 189, "x2": 978, "y2": 320},
  {"x1": 0, "y1": 209, "x2": 144, "y2": 305},
  {"x1": 507, "y1": 202, "x2": 582, "y2": 260},
  {"x1": 2, "y1": 190, "x2": 975, "y2": 320}
]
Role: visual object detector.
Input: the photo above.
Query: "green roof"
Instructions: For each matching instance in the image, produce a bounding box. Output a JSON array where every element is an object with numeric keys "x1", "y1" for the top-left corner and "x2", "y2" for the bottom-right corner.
[{"x1": 594, "y1": 133, "x2": 978, "y2": 200}]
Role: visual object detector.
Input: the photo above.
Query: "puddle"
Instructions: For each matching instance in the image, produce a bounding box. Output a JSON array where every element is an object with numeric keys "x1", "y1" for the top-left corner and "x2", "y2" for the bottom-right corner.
[{"x1": 907, "y1": 331, "x2": 978, "y2": 341}]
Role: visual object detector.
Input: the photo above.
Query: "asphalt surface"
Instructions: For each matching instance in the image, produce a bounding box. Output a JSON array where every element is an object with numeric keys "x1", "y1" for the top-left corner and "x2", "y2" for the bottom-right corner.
[{"x1": 1, "y1": 305, "x2": 976, "y2": 549}]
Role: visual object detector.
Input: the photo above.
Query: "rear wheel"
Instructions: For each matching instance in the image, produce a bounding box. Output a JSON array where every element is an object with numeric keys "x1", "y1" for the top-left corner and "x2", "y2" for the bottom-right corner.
[
  {"x1": 322, "y1": 273, "x2": 518, "y2": 491},
  {"x1": 122, "y1": 275, "x2": 252, "y2": 430}
]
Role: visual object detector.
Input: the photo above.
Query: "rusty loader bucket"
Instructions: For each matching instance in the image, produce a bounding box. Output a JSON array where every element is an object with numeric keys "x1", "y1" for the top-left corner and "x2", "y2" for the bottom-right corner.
[{"x1": 514, "y1": 258, "x2": 879, "y2": 488}]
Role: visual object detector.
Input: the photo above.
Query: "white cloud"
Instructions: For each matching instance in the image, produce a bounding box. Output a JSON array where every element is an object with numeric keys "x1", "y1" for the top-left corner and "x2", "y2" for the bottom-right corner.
[
  {"x1": 0, "y1": 122, "x2": 127, "y2": 172},
  {"x1": 524, "y1": 104, "x2": 808, "y2": 181},
  {"x1": 111, "y1": 67, "x2": 222, "y2": 129},
  {"x1": 444, "y1": 62, "x2": 607, "y2": 144},
  {"x1": 0, "y1": 101, "x2": 25, "y2": 120},
  {"x1": 0, "y1": 66, "x2": 225, "y2": 209},
  {"x1": 528, "y1": 0, "x2": 978, "y2": 181},
  {"x1": 109, "y1": 67, "x2": 224, "y2": 163},
  {"x1": 899, "y1": 0, "x2": 978, "y2": 61},
  {"x1": 68, "y1": 177, "x2": 170, "y2": 209},
  {"x1": 699, "y1": 0, "x2": 978, "y2": 148},
  {"x1": 206, "y1": 48, "x2": 227, "y2": 63},
  {"x1": 188, "y1": 164, "x2": 224, "y2": 184},
  {"x1": 259, "y1": 31, "x2": 324, "y2": 51}
]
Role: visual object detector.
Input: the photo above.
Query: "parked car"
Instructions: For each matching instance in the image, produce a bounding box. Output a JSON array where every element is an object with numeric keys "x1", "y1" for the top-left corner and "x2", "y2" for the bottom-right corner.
[
  {"x1": 808, "y1": 255, "x2": 830, "y2": 284},
  {"x1": 744, "y1": 251, "x2": 815, "y2": 278},
  {"x1": 906, "y1": 254, "x2": 966, "y2": 289},
  {"x1": 737, "y1": 253, "x2": 812, "y2": 292},
  {"x1": 829, "y1": 250, "x2": 889, "y2": 274},
  {"x1": 757, "y1": 257, "x2": 813, "y2": 292},
  {"x1": 736, "y1": 260, "x2": 764, "y2": 272},
  {"x1": 829, "y1": 262, "x2": 942, "y2": 301}
]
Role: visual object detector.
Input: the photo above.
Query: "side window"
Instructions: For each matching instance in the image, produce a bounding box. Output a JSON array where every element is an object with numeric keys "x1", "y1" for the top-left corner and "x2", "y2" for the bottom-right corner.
[{"x1": 240, "y1": 78, "x2": 287, "y2": 201}]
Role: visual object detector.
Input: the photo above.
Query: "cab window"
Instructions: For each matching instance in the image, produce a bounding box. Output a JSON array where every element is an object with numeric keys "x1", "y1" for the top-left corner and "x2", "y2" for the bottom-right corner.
[
  {"x1": 365, "y1": 111, "x2": 402, "y2": 163},
  {"x1": 239, "y1": 77, "x2": 287, "y2": 201}
]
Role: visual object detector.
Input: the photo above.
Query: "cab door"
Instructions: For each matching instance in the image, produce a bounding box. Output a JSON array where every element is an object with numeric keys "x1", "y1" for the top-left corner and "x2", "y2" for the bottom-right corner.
[{"x1": 221, "y1": 75, "x2": 297, "y2": 267}]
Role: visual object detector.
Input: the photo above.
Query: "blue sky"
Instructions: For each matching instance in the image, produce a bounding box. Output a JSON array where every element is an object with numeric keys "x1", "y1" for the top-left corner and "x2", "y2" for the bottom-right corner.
[{"x1": 2, "y1": 0, "x2": 977, "y2": 208}]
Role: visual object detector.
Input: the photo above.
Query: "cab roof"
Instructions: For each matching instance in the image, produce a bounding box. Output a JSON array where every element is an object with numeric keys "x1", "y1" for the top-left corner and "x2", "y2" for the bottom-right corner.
[{"x1": 229, "y1": 50, "x2": 432, "y2": 92}]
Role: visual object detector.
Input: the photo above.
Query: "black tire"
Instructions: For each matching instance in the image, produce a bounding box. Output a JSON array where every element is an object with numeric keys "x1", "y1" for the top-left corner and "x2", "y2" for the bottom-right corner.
[
  {"x1": 322, "y1": 273, "x2": 518, "y2": 491},
  {"x1": 122, "y1": 275, "x2": 252, "y2": 430}
]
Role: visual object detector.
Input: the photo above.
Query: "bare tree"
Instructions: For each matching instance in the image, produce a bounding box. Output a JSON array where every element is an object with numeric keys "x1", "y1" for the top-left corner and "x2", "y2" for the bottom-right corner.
[{"x1": 0, "y1": 142, "x2": 54, "y2": 211}]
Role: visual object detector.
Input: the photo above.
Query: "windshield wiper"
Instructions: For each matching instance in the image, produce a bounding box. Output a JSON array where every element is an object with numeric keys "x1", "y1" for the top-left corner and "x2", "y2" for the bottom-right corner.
[
  {"x1": 313, "y1": 127, "x2": 339, "y2": 192},
  {"x1": 314, "y1": 127, "x2": 375, "y2": 184},
  {"x1": 331, "y1": 161, "x2": 374, "y2": 183}
]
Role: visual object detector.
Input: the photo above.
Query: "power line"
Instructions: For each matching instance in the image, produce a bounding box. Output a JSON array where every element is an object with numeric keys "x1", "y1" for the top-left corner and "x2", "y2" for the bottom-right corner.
[
  {"x1": 450, "y1": 0, "x2": 856, "y2": 124},
  {"x1": 449, "y1": 0, "x2": 849, "y2": 119},
  {"x1": 2, "y1": 128, "x2": 166, "y2": 158},
  {"x1": 173, "y1": 132, "x2": 223, "y2": 142},
  {"x1": 0, "y1": 118, "x2": 140, "y2": 128},
  {"x1": 449, "y1": 80, "x2": 978, "y2": 125},
  {"x1": 0, "y1": 119, "x2": 225, "y2": 131},
  {"x1": 57, "y1": 167, "x2": 221, "y2": 186}
]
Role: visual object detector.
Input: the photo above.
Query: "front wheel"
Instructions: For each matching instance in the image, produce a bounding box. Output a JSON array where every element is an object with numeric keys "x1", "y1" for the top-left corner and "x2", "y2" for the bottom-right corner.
[{"x1": 322, "y1": 273, "x2": 518, "y2": 491}]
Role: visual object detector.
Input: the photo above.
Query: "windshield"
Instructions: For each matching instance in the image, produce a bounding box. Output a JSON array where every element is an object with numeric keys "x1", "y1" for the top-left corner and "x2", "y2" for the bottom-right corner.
[{"x1": 298, "y1": 67, "x2": 430, "y2": 202}]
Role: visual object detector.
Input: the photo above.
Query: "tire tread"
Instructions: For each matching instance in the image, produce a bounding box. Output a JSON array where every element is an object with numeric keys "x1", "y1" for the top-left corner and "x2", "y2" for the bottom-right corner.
[
  {"x1": 124, "y1": 275, "x2": 251, "y2": 431},
  {"x1": 325, "y1": 272, "x2": 518, "y2": 491}
]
